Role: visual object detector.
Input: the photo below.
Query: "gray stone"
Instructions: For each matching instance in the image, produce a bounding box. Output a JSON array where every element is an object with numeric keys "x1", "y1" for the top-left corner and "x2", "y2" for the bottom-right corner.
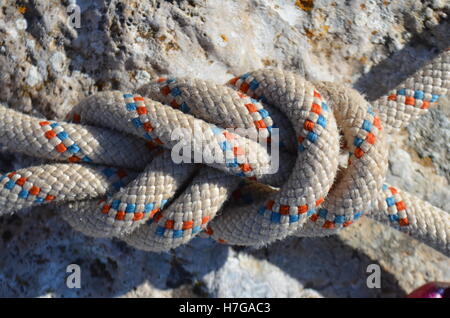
[{"x1": 0, "y1": 0, "x2": 448, "y2": 298}]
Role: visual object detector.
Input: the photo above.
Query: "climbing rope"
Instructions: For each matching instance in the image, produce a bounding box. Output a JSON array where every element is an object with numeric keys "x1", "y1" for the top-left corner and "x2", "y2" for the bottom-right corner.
[{"x1": 0, "y1": 50, "x2": 448, "y2": 255}]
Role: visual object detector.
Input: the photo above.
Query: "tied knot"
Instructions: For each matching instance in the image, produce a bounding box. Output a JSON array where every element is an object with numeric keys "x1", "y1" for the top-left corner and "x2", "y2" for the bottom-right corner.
[
  {"x1": 0, "y1": 70, "x2": 392, "y2": 250},
  {"x1": 63, "y1": 71, "x2": 389, "y2": 250}
]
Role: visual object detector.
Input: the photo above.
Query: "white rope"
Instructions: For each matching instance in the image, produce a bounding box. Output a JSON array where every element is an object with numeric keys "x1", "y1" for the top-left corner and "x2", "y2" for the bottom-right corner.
[{"x1": 0, "y1": 50, "x2": 448, "y2": 255}]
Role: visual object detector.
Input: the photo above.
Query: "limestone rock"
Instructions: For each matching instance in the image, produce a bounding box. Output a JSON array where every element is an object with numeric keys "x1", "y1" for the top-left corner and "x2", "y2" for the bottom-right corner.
[{"x1": 0, "y1": 0, "x2": 448, "y2": 297}]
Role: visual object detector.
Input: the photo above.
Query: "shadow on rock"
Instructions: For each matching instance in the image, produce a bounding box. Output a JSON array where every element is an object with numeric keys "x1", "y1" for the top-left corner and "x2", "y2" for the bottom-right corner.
[
  {"x1": 240, "y1": 236, "x2": 405, "y2": 298},
  {"x1": 354, "y1": 20, "x2": 449, "y2": 100}
]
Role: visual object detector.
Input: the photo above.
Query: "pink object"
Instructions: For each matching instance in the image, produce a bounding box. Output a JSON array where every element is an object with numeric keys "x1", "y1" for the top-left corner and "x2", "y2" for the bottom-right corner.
[{"x1": 407, "y1": 282, "x2": 450, "y2": 298}]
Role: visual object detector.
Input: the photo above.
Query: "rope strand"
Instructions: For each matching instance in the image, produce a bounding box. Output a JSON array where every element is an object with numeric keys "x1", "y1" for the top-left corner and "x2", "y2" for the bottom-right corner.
[{"x1": 0, "y1": 50, "x2": 448, "y2": 255}]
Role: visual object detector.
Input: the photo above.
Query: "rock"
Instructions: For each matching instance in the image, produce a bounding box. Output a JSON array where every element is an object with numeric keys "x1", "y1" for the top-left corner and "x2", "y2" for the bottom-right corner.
[
  {"x1": 50, "y1": 52, "x2": 67, "y2": 73},
  {"x1": 0, "y1": 0, "x2": 449, "y2": 298},
  {"x1": 25, "y1": 65, "x2": 43, "y2": 87}
]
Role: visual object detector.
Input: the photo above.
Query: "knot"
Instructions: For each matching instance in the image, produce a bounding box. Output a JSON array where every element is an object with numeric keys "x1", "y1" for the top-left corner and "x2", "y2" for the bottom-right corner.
[{"x1": 0, "y1": 51, "x2": 449, "y2": 254}]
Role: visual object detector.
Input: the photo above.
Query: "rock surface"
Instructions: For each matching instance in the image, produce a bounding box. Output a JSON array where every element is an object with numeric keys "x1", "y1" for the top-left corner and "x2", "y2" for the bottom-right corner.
[{"x1": 0, "y1": 0, "x2": 449, "y2": 297}]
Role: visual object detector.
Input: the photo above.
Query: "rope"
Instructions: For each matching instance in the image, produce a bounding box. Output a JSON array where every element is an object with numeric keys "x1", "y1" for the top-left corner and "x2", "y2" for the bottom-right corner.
[{"x1": 0, "y1": 50, "x2": 448, "y2": 256}]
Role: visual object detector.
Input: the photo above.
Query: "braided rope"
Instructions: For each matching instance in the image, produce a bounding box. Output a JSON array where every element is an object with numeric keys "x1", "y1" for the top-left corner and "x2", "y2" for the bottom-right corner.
[{"x1": 0, "y1": 50, "x2": 448, "y2": 255}]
